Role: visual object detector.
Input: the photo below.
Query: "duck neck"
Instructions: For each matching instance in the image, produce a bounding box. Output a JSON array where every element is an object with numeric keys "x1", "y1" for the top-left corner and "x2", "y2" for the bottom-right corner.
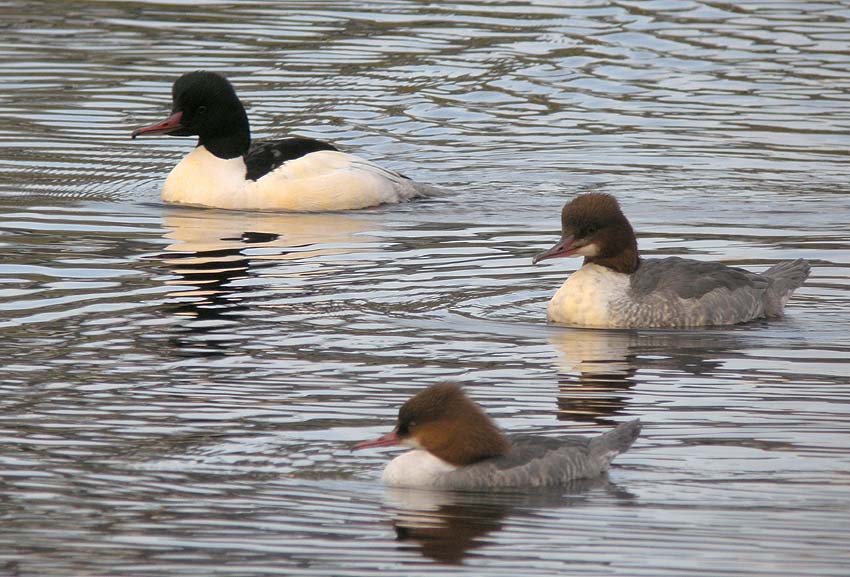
[
  {"x1": 585, "y1": 247, "x2": 640, "y2": 274},
  {"x1": 584, "y1": 220, "x2": 640, "y2": 274},
  {"x1": 422, "y1": 419, "x2": 511, "y2": 467},
  {"x1": 200, "y1": 130, "x2": 250, "y2": 160},
  {"x1": 199, "y1": 106, "x2": 251, "y2": 160}
]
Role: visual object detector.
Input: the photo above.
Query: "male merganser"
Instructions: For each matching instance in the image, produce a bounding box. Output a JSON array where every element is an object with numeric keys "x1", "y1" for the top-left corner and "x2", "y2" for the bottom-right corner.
[
  {"x1": 533, "y1": 193, "x2": 810, "y2": 328},
  {"x1": 355, "y1": 383, "x2": 640, "y2": 489},
  {"x1": 131, "y1": 71, "x2": 435, "y2": 211}
]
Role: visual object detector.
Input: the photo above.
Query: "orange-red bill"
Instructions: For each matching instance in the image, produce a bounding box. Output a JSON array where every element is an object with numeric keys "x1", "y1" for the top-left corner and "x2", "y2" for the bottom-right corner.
[
  {"x1": 131, "y1": 111, "x2": 184, "y2": 139},
  {"x1": 532, "y1": 234, "x2": 577, "y2": 264},
  {"x1": 354, "y1": 430, "x2": 400, "y2": 450}
]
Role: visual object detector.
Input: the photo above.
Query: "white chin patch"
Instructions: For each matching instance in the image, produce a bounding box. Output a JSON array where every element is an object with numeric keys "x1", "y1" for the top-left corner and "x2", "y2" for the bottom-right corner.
[
  {"x1": 574, "y1": 242, "x2": 600, "y2": 257},
  {"x1": 403, "y1": 437, "x2": 423, "y2": 449}
]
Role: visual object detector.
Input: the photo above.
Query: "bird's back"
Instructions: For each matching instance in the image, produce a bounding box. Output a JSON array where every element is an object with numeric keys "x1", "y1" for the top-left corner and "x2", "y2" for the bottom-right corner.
[
  {"x1": 245, "y1": 137, "x2": 338, "y2": 181},
  {"x1": 615, "y1": 257, "x2": 809, "y2": 327},
  {"x1": 435, "y1": 420, "x2": 640, "y2": 490}
]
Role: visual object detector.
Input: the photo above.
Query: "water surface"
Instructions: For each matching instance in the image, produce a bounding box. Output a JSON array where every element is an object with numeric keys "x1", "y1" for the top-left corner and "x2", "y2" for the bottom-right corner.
[{"x1": 1, "y1": 2, "x2": 849, "y2": 576}]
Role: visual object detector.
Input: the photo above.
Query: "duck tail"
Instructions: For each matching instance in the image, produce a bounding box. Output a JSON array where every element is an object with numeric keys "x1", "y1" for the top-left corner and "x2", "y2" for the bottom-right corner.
[
  {"x1": 589, "y1": 419, "x2": 641, "y2": 463},
  {"x1": 405, "y1": 180, "x2": 448, "y2": 200},
  {"x1": 762, "y1": 259, "x2": 810, "y2": 316}
]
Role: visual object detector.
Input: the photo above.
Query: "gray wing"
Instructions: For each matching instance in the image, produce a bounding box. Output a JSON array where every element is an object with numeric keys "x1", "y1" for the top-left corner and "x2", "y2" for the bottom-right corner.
[
  {"x1": 622, "y1": 257, "x2": 770, "y2": 327},
  {"x1": 343, "y1": 155, "x2": 445, "y2": 200},
  {"x1": 436, "y1": 435, "x2": 604, "y2": 490},
  {"x1": 631, "y1": 257, "x2": 767, "y2": 299}
]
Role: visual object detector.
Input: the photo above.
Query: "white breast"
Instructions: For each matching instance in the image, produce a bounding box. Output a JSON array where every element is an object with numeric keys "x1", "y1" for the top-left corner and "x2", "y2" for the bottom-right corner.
[
  {"x1": 547, "y1": 263, "x2": 632, "y2": 328},
  {"x1": 381, "y1": 450, "x2": 458, "y2": 488},
  {"x1": 161, "y1": 146, "x2": 423, "y2": 211},
  {"x1": 162, "y1": 146, "x2": 247, "y2": 208}
]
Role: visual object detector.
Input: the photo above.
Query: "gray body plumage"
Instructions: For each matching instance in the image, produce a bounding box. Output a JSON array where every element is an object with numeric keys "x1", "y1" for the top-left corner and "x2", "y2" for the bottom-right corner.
[
  {"x1": 613, "y1": 257, "x2": 810, "y2": 328},
  {"x1": 432, "y1": 420, "x2": 640, "y2": 490}
]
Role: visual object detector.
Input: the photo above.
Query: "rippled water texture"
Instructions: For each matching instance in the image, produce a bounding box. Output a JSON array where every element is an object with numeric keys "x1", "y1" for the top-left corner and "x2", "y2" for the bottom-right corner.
[{"x1": 1, "y1": 1, "x2": 849, "y2": 576}]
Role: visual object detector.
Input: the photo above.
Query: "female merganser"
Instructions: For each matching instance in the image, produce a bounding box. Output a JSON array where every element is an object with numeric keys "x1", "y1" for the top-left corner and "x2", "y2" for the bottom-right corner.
[
  {"x1": 131, "y1": 71, "x2": 435, "y2": 211},
  {"x1": 355, "y1": 383, "x2": 640, "y2": 489},
  {"x1": 533, "y1": 193, "x2": 810, "y2": 329}
]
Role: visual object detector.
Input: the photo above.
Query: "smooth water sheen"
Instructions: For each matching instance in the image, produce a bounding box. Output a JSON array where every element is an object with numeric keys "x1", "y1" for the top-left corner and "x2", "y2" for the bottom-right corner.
[{"x1": 1, "y1": 2, "x2": 849, "y2": 576}]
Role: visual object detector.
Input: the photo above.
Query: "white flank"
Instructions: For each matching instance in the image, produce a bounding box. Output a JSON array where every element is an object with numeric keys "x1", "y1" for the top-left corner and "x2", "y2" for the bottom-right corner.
[{"x1": 161, "y1": 147, "x2": 422, "y2": 211}]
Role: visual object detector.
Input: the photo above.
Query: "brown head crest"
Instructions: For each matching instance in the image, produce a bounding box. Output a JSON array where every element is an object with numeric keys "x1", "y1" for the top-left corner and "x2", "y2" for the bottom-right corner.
[{"x1": 395, "y1": 383, "x2": 510, "y2": 466}]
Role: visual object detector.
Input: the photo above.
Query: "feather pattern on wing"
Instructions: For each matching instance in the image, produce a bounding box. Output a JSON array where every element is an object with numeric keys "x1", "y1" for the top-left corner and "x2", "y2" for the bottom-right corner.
[
  {"x1": 244, "y1": 137, "x2": 338, "y2": 181},
  {"x1": 431, "y1": 420, "x2": 640, "y2": 490},
  {"x1": 606, "y1": 257, "x2": 810, "y2": 327}
]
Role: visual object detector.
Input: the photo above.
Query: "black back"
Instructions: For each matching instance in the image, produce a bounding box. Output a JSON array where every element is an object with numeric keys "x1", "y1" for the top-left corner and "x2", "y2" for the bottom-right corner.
[{"x1": 244, "y1": 137, "x2": 338, "y2": 181}]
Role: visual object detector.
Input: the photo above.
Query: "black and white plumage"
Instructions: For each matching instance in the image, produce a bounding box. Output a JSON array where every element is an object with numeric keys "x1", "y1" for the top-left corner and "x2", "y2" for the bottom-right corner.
[
  {"x1": 533, "y1": 193, "x2": 810, "y2": 328},
  {"x1": 132, "y1": 71, "x2": 435, "y2": 211},
  {"x1": 244, "y1": 137, "x2": 338, "y2": 181}
]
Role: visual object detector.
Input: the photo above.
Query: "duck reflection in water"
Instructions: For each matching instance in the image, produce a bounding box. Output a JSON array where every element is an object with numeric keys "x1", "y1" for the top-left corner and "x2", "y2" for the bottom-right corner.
[
  {"x1": 151, "y1": 207, "x2": 378, "y2": 355},
  {"x1": 384, "y1": 478, "x2": 632, "y2": 564},
  {"x1": 549, "y1": 327, "x2": 740, "y2": 424}
]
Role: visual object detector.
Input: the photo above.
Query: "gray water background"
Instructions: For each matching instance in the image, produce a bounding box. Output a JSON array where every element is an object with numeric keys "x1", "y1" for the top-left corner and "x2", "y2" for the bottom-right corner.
[{"x1": 1, "y1": 1, "x2": 849, "y2": 575}]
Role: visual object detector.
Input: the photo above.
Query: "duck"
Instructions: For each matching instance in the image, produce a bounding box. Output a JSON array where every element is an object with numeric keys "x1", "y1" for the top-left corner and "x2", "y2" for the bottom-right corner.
[
  {"x1": 355, "y1": 382, "x2": 640, "y2": 489},
  {"x1": 131, "y1": 70, "x2": 436, "y2": 211},
  {"x1": 532, "y1": 193, "x2": 811, "y2": 328}
]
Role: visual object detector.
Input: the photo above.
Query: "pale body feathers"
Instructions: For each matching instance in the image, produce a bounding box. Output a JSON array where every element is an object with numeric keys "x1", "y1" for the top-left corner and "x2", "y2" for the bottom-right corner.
[
  {"x1": 162, "y1": 146, "x2": 427, "y2": 211},
  {"x1": 548, "y1": 263, "x2": 630, "y2": 328},
  {"x1": 382, "y1": 450, "x2": 458, "y2": 487},
  {"x1": 547, "y1": 257, "x2": 810, "y2": 329},
  {"x1": 381, "y1": 420, "x2": 640, "y2": 489}
]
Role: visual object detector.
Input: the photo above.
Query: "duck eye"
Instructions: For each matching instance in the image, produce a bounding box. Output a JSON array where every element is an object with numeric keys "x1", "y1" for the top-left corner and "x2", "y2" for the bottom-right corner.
[
  {"x1": 408, "y1": 420, "x2": 417, "y2": 429},
  {"x1": 197, "y1": 105, "x2": 208, "y2": 114}
]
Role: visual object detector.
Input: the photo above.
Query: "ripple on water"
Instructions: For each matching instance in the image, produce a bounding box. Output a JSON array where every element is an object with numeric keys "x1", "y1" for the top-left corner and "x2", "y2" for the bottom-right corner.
[{"x1": 1, "y1": 1, "x2": 850, "y2": 576}]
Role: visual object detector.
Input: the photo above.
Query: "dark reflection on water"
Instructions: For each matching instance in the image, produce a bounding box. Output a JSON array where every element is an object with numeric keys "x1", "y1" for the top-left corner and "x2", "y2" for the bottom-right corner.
[
  {"x1": 551, "y1": 328, "x2": 746, "y2": 423},
  {"x1": 385, "y1": 477, "x2": 629, "y2": 564},
  {"x1": 1, "y1": 1, "x2": 850, "y2": 576},
  {"x1": 146, "y1": 207, "x2": 385, "y2": 355}
]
